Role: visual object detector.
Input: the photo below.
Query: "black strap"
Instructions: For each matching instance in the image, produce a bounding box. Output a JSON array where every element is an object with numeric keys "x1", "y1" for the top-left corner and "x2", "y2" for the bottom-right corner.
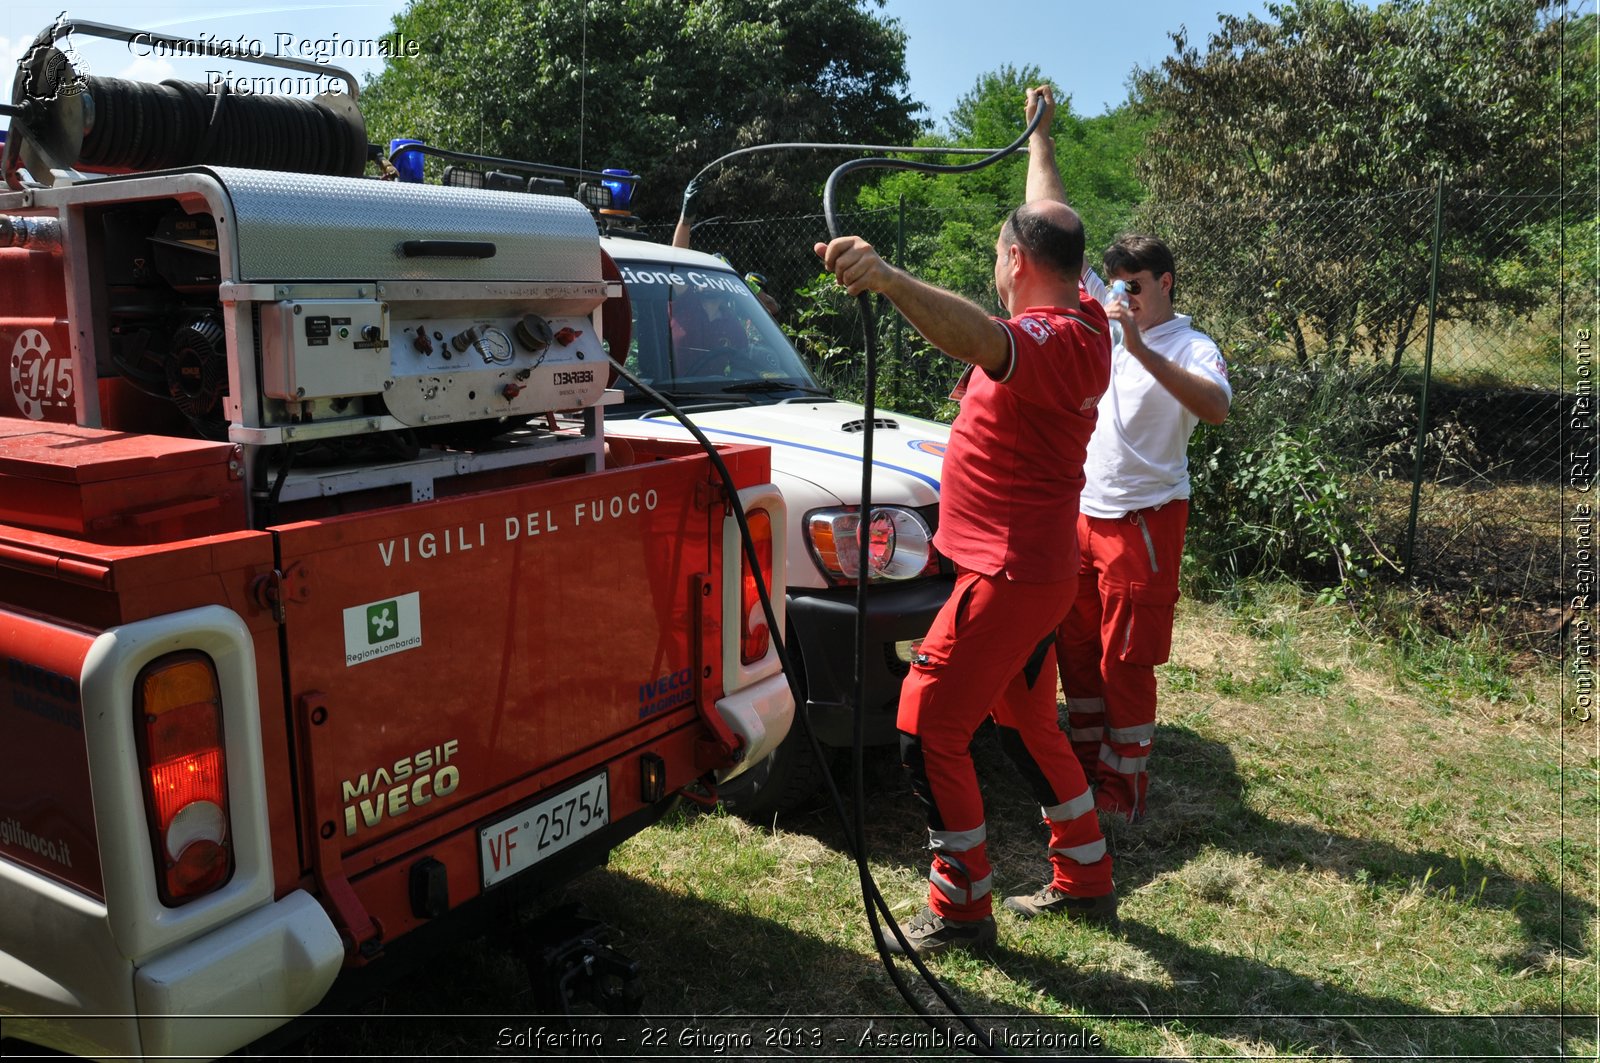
[{"x1": 1021, "y1": 633, "x2": 1055, "y2": 690}]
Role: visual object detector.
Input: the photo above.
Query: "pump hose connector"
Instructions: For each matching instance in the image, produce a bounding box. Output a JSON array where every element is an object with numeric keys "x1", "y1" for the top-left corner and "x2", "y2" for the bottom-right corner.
[{"x1": 0, "y1": 214, "x2": 63, "y2": 252}]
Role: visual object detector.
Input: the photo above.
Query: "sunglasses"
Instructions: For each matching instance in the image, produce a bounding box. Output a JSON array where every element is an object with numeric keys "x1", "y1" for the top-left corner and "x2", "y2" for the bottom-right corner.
[{"x1": 1115, "y1": 279, "x2": 1144, "y2": 295}]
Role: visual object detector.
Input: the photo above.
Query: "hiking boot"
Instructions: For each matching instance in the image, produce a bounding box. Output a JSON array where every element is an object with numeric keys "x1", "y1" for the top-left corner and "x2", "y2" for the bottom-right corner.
[
  {"x1": 1003, "y1": 884, "x2": 1119, "y2": 927},
  {"x1": 884, "y1": 905, "x2": 997, "y2": 957}
]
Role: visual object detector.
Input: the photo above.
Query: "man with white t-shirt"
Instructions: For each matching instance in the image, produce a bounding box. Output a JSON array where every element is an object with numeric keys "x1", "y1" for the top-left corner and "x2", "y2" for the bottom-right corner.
[{"x1": 1057, "y1": 235, "x2": 1232, "y2": 823}]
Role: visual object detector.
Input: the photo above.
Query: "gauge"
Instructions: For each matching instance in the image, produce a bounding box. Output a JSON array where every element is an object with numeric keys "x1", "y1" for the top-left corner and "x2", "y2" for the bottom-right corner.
[{"x1": 473, "y1": 326, "x2": 515, "y2": 365}]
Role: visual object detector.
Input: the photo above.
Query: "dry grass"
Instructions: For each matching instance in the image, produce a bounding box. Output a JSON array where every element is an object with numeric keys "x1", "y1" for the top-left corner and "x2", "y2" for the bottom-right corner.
[
  {"x1": 1364, "y1": 477, "x2": 1568, "y2": 660},
  {"x1": 1399, "y1": 314, "x2": 1568, "y2": 393},
  {"x1": 295, "y1": 588, "x2": 1596, "y2": 1061},
  {"x1": 1251, "y1": 312, "x2": 1567, "y2": 393}
]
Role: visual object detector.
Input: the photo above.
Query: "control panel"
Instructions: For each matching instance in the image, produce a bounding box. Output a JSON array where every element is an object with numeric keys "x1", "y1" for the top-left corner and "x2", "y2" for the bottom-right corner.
[
  {"x1": 383, "y1": 312, "x2": 607, "y2": 424},
  {"x1": 259, "y1": 299, "x2": 390, "y2": 401},
  {"x1": 257, "y1": 299, "x2": 609, "y2": 424}
]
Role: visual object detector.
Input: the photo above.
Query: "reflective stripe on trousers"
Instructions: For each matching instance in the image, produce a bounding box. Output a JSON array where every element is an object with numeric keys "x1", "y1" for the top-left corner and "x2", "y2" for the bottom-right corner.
[
  {"x1": 1066, "y1": 695, "x2": 1106, "y2": 744},
  {"x1": 928, "y1": 831, "x2": 994, "y2": 911},
  {"x1": 1056, "y1": 502, "x2": 1188, "y2": 818},
  {"x1": 1040, "y1": 780, "x2": 1112, "y2": 894},
  {"x1": 1107, "y1": 722, "x2": 1156, "y2": 744},
  {"x1": 929, "y1": 824, "x2": 987, "y2": 852},
  {"x1": 1100, "y1": 745, "x2": 1150, "y2": 776},
  {"x1": 930, "y1": 855, "x2": 994, "y2": 908},
  {"x1": 1051, "y1": 838, "x2": 1108, "y2": 865}
]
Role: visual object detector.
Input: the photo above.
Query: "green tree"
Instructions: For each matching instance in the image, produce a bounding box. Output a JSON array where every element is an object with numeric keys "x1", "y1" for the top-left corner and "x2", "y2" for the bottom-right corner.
[
  {"x1": 360, "y1": 0, "x2": 920, "y2": 223},
  {"x1": 1129, "y1": 0, "x2": 1591, "y2": 370},
  {"x1": 856, "y1": 66, "x2": 1147, "y2": 301}
]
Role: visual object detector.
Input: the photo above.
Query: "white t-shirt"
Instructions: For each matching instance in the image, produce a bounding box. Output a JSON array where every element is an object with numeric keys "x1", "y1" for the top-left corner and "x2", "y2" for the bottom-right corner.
[{"x1": 1077, "y1": 268, "x2": 1231, "y2": 518}]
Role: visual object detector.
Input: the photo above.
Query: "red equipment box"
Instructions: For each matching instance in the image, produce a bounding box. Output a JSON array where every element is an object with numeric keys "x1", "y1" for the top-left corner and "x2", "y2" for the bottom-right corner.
[{"x1": 0, "y1": 419, "x2": 245, "y2": 544}]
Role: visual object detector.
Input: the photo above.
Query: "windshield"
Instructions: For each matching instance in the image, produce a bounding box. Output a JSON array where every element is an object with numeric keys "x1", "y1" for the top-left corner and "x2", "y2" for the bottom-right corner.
[{"x1": 614, "y1": 261, "x2": 825, "y2": 405}]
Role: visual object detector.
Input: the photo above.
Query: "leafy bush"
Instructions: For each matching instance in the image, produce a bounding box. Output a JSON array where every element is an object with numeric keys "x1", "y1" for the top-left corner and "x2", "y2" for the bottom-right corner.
[
  {"x1": 786, "y1": 273, "x2": 964, "y2": 422},
  {"x1": 1186, "y1": 359, "x2": 1413, "y2": 591}
]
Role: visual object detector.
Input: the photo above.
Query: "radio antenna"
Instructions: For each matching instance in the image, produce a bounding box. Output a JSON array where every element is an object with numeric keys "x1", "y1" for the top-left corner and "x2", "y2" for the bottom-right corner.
[{"x1": 577, "y1": 1, "x2": 588, "y2": 175}]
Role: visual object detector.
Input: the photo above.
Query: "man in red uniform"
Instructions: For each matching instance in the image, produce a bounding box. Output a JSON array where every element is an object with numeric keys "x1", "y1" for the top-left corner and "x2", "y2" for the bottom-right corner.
[{"x1": 814, "y1": 86, "x2": 1116, "y2": 955}]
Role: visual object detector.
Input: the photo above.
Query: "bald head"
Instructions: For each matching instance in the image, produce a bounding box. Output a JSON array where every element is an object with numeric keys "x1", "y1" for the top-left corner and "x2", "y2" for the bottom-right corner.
[{"x1": 1001, "y1": 201, "x2": 1085, "y2": 283}]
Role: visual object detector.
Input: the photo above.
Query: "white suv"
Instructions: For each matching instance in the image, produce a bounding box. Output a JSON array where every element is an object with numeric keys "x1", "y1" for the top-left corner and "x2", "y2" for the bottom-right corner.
[{"x1": 602, "y1": 236, "x2": 953, "y2": 815}]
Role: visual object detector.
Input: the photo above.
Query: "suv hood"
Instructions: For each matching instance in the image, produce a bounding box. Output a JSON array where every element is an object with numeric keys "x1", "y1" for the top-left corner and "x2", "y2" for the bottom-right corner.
[{"x1": 610, "y1": 400, "x2": 950, "y2": 509}]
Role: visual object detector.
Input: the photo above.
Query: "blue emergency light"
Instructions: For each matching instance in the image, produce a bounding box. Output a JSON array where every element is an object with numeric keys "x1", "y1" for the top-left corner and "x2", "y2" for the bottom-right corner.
[
  {"x1": 390, "y1": 138, "x2": 425, "y2": 183},
  {"x1": 600, "y1": 168, "x2": 639, "y2": 213}
]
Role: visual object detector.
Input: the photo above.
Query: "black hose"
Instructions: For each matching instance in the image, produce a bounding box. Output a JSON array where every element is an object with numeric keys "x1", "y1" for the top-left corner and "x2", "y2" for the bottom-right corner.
[
  {"x1": 604, "y1": 343, "x2": 946, "y2": 1012},
  {"x1": 817, "y1": 102, "x2": 1047, "y2": 1055},
  {"x1": 682, "y1": 141, "x2": 1009, "y2": 196},
  {"x1": 615, "y1": 110, "x2": 1066, "y2": 1055},
  {"x1": 601, "y1": 359, "x2": 807, "y2": 771},
  {"x1": 261, "y1": 443, "x2": 298, "y2": 528},
  {"x1": 72, "y1": 76, "x2": 364, "y2": 176}
]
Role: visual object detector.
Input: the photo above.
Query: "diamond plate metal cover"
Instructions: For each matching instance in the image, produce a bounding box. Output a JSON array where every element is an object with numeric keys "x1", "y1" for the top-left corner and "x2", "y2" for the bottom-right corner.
[{"x1": 209, "y1": 167, "x2": 602, "y2": 283}]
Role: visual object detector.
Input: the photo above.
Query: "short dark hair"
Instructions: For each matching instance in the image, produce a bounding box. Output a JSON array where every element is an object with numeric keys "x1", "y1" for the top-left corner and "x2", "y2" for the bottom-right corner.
[
  {"x1": 1000, "y1": 202, "x2": 1085, "y2": 282},
  {"x1": 1104, "y1": 234, "x2": 1178, "y2": 302}
]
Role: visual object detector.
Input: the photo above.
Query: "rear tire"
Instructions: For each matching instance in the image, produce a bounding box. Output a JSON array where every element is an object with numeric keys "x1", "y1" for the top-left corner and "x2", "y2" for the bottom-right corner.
[{"x1": 718, "y1": 719, "x2": 834, "y2": 820}]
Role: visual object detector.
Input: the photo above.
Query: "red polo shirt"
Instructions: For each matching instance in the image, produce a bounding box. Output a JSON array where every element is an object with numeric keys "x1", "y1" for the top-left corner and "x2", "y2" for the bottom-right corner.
[{"x1": 934, "y1": 296, "x2": 1111, "y2": 582}]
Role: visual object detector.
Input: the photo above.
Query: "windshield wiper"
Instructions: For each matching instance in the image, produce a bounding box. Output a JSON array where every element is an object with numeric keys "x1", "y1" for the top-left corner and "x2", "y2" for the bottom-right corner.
[
  {"x1": 624, "y1": 388, "x2": 752, "y2": 404},
  {"x1": 720, "y1": 380, "x2": 834, "y2": 397},
  {"x1": 619, "y1": 388, "x2": 760, "y2": 419}
]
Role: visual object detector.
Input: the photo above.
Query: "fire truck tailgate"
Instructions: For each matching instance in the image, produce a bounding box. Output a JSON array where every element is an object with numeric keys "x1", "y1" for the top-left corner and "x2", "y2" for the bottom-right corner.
[{"x1": 271, "y1": 443, "x2": 758, "y2": 896}]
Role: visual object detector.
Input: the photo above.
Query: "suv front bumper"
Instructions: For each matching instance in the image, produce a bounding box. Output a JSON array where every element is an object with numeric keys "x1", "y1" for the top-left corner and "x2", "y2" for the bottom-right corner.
[{"x1": 786, "y1": 576, "x2": 954, "y2": 746}]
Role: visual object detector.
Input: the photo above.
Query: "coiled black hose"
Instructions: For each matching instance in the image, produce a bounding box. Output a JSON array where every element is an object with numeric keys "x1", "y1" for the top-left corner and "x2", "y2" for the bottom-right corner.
[{"x1": 75, "y1": 76, "x2": 365, "y2": 176}]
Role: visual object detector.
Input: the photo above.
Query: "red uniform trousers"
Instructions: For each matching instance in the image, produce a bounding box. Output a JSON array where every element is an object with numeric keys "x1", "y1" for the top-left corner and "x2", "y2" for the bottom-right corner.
[
  {"x1": 899, "y1": 569, "x2": 1112, "y2": 922},
  {"x1": 1056, "y1": 500, "x2": 1187, "y2": 820}
]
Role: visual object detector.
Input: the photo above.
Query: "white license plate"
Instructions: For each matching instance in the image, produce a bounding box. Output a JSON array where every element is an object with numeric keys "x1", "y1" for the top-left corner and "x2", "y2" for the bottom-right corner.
[{"x1": 479, "y1": 772, "x2": 609, "y2": 888}]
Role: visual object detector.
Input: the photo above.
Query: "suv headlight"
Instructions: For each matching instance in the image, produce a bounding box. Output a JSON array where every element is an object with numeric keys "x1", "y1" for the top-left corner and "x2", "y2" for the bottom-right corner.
[{"x1": 805, "y1": 506, "x2": 935, "y2": 584}]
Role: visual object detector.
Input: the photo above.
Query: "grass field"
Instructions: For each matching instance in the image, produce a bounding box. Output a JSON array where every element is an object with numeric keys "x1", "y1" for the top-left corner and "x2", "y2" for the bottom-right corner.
[
  {"x1": 1397, "y1": 313, "x2": 1570, "y2": 393},
  {"x1": 297, "y1": 585, "x2": 1596, "y2": 1061}
]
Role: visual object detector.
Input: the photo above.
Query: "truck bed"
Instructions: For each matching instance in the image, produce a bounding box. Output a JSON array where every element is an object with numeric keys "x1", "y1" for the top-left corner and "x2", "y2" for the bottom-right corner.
[{"x1": 0, "y1": 418, "x2": 780, "y2": 1058}]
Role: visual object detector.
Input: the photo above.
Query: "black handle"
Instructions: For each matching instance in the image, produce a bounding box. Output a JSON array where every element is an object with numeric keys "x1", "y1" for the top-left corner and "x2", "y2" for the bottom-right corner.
[{"x1": 399, "y1": 240, "x2": 496, "y2": 259}]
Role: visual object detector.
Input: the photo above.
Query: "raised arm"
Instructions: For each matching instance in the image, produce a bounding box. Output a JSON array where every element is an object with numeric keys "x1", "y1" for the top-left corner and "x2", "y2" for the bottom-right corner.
[
  {"x1": 1024, "y1": 84, "x2": 1067, "y2": 206},
  {"x1": 671, "y1": 175, "x2": 702, "y2": 249}
]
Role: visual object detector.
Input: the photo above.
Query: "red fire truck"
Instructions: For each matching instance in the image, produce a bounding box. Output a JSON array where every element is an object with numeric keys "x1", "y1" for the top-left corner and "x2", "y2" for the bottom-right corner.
[{"x1": 0, "y1": 21, "x2": 791, "y2": 1060}]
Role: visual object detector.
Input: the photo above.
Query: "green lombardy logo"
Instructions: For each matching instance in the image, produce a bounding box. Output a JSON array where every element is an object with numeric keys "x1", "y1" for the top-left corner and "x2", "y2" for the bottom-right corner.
[
  {"x1": 344, "y1": 592, "x2": 421, "y2": 666},
  {"x1": 367, "y1": 601, "x2": 399, "y2": 644}
]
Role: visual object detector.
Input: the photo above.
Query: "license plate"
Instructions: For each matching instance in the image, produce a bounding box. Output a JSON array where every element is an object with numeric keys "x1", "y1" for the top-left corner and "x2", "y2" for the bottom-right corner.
[{"x1": 479, "y1": 772, "x2": 609, "y2": 888}]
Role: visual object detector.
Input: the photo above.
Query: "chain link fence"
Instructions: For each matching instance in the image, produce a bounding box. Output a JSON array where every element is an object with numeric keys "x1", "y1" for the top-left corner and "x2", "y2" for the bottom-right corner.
[{"x1": 648, "y1": 185, "x2": 1589, "y2": 639}]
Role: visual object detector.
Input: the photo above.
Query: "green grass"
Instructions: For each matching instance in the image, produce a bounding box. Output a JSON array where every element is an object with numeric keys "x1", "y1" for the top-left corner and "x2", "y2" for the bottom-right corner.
[
  {"x1": 300, "y1": 586, "x2": 1596, "y2": 1060},
  {"x1": 1239, "y1": 310, "x2": 1568, "y2": 393},
  {"x1": 1398, "y1": 313, "x2": 1569, "y2": 392}
]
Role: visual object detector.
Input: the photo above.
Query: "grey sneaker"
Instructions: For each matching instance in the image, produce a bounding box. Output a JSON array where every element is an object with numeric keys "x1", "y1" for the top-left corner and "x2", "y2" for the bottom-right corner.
[
  {"x1": 1003, "y1": 885, "x2": 1119, "y2": 927},
  {"x1": 884, "y1": 905, "x2": 997, "y2": 956}
]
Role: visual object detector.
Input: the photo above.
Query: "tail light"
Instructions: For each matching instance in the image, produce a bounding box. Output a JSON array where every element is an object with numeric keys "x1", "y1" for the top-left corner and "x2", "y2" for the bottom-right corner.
[
  {"x1": 740, "y1": 508, "x2": 774, "y2": 664},
  {"x1": 135, "y1": 651, "x2": 233, "y2": 906}
]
